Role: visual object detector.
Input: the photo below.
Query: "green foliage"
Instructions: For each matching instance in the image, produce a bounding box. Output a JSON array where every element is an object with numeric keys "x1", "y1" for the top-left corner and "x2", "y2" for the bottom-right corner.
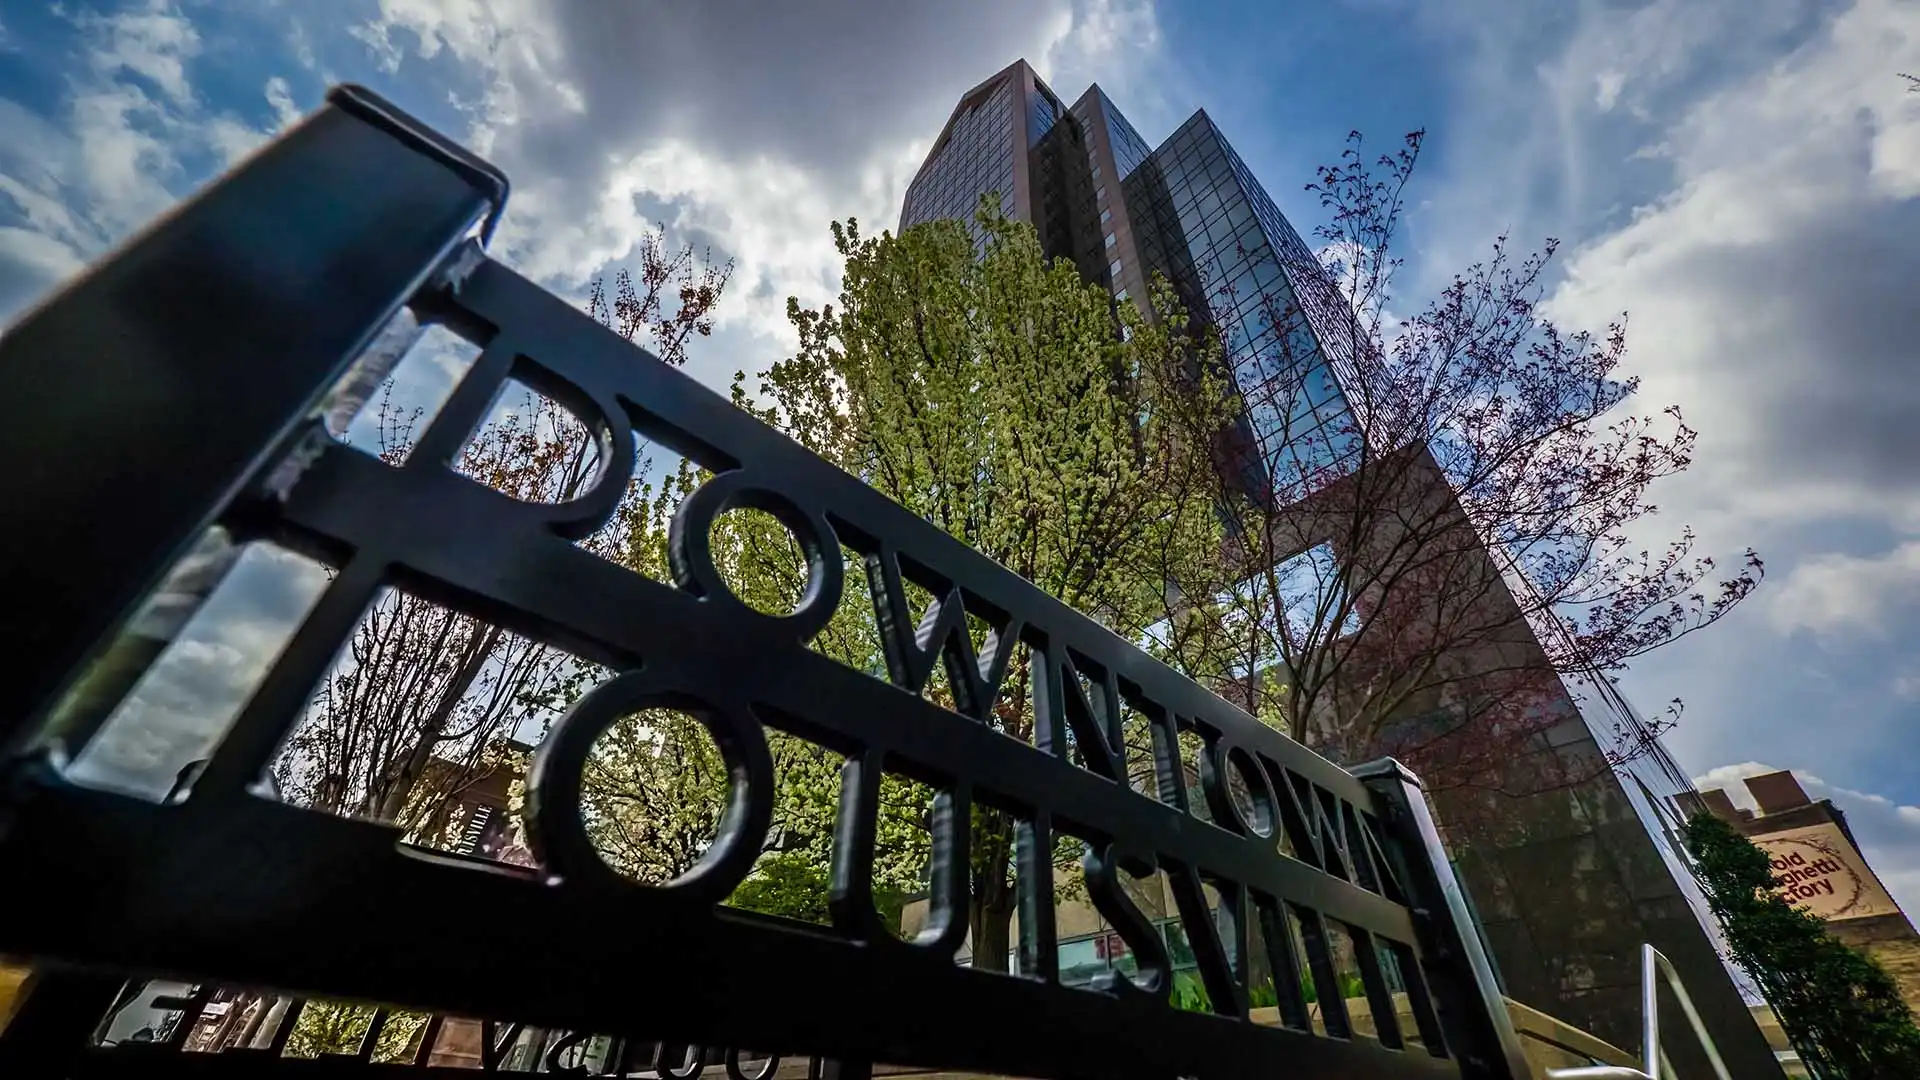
[
  {"x1": 576, "y1": 707, "x2": 731, "y2": 884},
  {"x1": 282, "y1": 1001, "x2": 421, "y2": 1061},
  {"x1": 1172, "y1": 970, "x2": 1212, "y2": 1013},
  {"x1": 748, "y1": 200, "x2": 1230, "y2": 965},
  {"x1": 1684, "y1": 812, "x2": 1920, "y2": 1078},
  {"x1": 1247, "y1": 978, "x2": 1280, "y2": 1009},
  {"x1": 768, "y1": 199, "x2": 1230, "y2": 636},
  {"x1": 562, "y1": 200, "x2": 1232, "y2": 966},
  {"x1": 554, "y1": 450, "x2": 927, "y2": 899},
  {"x1": 1168, "y1": 970, "x2": 1365, "y2": 1015},
  {"x1": 728, "y1": 851, "x2": 834, "y2": 925}
]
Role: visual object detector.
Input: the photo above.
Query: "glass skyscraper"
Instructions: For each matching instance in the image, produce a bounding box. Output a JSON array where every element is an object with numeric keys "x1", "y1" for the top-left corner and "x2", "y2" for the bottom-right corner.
[
  {"x1": 899, "y1": 60, "x2": 1788, "y2": 1079},
  {"x1": 902, "y1": 61, "x2": 1360, "y2": 503}
]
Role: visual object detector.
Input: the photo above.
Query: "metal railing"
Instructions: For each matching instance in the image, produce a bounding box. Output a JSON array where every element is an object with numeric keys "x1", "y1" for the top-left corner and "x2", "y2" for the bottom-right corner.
[
  {"x1": 0, "y1": 84, "x2": 1532, "y2": 1080},
  {"x1": 1546, "y1": 945, "x2": 1733, "y2": 1080}
]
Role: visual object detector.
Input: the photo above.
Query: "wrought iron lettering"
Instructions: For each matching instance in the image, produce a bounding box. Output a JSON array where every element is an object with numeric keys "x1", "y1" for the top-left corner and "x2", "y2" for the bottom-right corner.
[{"x1": 0, "y1": 84, "x2": 1532, "y2": 1080}]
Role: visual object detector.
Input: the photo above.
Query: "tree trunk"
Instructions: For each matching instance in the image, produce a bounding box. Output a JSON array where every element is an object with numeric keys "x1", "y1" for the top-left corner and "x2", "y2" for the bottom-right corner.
[
  {"x1": 967, "y1": 813, "x2": 1019, "y2": 973},
  {"x1": 969, "y1": 893, "x2": 1016, "y2": 973},
  {"x1": 371, "y1": 626, "x2": 500, "y2": 823}
]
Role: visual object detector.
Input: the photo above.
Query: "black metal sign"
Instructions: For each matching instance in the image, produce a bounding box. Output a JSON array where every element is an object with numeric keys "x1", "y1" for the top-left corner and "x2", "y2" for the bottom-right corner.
[{"x1": 0, "y1": 86, "x2": 1527, "y2": 1080}]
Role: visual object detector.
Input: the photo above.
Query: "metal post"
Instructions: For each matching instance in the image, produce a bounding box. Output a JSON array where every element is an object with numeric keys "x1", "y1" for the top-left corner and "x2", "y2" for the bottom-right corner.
[
  {"x1": 0, "y1": 84, "x2": 504, "y2": 761},
  {"x1": 1546, "y1": 945, "x2": 1735, "y2": 1080},
  {"x1": 1642, "y1": 944, "x2": 1662, "y2": 1079},
  {"x1": 1354, "y1": 758, "x2": 1533, "y2": 1080},
  {"x1": 1645, "y1": 945, "x2": 1733, "y2": 1080}
]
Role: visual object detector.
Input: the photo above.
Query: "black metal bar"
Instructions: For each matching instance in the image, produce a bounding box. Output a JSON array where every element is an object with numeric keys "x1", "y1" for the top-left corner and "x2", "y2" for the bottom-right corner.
[
  {"x1": 357, "y1": 1009, "x2": 390, "y2": 1062},
  {"x1": 1295, "y1": 905, "x2": 1353, "y2": 1039},
  {"x1": 1355, "y1": 758, "x2": 1531, "y2": 1079},
  {"x1": 267, "y1": 999, "x2": 306, "y2": 1057},
  {"x1": 1351, "y1": 925, "x2": 1406, "y2": 1049},
  {"x1": 0, "y1": 969, "x2": 124, "y2": 1072},
  {"x1": 1255, "y1": 890, "x2": 1313, "y2": 1030},
  {"x1": 68, "y1": 1052, "x2": 541, "y2": 1078},
  {"x1": 158, "y1": 982, "x2": 216, "y2": 1050},
  {"x1": 409, "y1": 1015, "x2": 446, "y2": 1068},
  {"x1": 1016, "y1": 811, "x2": 1059, "y2": 982},
  {"x1": 817, "y1": 1060, "x2": 871, "y2": 1080},
  {"x1": 0, "y1": 84, "x2": 497, "y2": 760},
  {"x1": 1390, "y1": 938, "x2": 1450, "y2": 1053}
]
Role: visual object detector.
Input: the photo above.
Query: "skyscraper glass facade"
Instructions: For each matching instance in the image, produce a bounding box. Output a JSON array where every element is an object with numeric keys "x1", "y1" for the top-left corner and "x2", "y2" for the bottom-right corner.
[
  {"x1": 901, "y1": 64, "x2": 1361, "y2": 504},
  {"x1": 900, "y1": 76, "x2": 1018, "y2": 250},
  {"x1": 897, "y1": 63, "x2": 1785, "y2": 1077},
  {"x1": 1093, "y1": 89, "x2": 1153, "y2": 182},
  {"x1": 1026, "y1": 80, "x2": 1062, "y2": 148},
  {"x1": 1118, "y1": 111, "x2": 1359, "y2": 496}
]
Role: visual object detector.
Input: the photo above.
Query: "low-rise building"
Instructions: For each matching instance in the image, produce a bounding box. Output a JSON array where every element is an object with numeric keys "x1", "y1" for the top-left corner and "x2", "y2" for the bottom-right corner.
[{"x1": 1693, "y1": 769, "x2": 1920, "y2": 1013}]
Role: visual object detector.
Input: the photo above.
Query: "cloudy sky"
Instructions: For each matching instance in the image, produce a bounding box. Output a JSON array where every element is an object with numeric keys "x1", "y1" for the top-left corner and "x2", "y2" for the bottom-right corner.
[{"x1": 4, "y1": 0, "x2": 1918, "y2": 906}]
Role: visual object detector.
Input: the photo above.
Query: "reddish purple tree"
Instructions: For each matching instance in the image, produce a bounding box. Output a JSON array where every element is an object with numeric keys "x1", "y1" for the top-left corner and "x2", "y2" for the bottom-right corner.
[{"x1": 1145, "y1": 130, "x2": 1762, "y2": 803}]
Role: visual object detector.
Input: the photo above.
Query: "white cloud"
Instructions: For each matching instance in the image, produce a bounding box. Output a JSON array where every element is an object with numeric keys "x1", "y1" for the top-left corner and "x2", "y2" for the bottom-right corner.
[
  {"x1": 1544, "y1": 0, "x2": 1920, "y2": 540},
  {"x1": 67, "y1": 83, "x2": 184, "y2": 234},
  {"x1": 1404, "y1": 0, "x2": 1815, "y2": 283},
  {"x1": 1041, "y1": 0, "x2": 1184, "y2": 141},
  {"x1": 517, "y1": 138, "x2": 921, "y2": 342},
  {"x1": 0, "y1": 1, "x2": 291, "y2": 322},
  {"x1": 75, "y1": 0, "x2": 203, "y2": 107},
  {"x1": 0, "y1": 225, "x2": 86, "y2": 288},
  {"x1": 264, "y1": 76, "x2": 302, "y2": 130},
  {"x1": 1696, "y1": 761, "x2": 1920, "y2": 916},
  {"x1": 1050, "y1": 0, "x2": 1159, "y2": 61},
  {"x1": 1766, "y1": 541, "x2": 1920, "y2": 638},
  {"x1": 347, "y1": 0, "x2": 1172, "y2": 352},
  {"x1": 202, "y1": 113, "x2": 272, "y2": 168},
  {"x1": 286, "y1": 18, "x2": 318, "y2": 73},
  {"x1": 1391, "y1": 0, "x2": 1920, "y2": 822},
  {"x1": 1594, "y1": 70, "x2": 1626, "y2": 112}
]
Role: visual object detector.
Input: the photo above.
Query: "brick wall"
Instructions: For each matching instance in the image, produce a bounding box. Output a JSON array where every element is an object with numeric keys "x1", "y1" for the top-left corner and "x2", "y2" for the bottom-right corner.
[{"x1": 1831, "y1": 913, "x2": 1920, "y2": 1016}]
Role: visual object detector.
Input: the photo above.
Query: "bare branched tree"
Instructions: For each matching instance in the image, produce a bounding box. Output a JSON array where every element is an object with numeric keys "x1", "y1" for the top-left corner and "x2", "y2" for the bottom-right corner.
[{"x1": 273, "y1": 229, "x2": 733, "y2": 840}]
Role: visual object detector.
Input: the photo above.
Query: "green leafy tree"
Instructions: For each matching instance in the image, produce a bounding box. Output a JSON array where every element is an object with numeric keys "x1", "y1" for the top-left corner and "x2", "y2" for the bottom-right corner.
[
  {"x1": 279, "y1": 1002, "x2": 423, "y2": 1061},
  {"x1": 748, "y1": 201, "x2": 1227, "y2": 969},
  {"x1": 1684, "y1": 812, "x2": 1920, "y2": 1078},
  {"x1": 727, "y1": 851, "x2": 837, "y2": 924},
  {"x1": 556, "y1": 454, "x2": 928, "y2": 918}
]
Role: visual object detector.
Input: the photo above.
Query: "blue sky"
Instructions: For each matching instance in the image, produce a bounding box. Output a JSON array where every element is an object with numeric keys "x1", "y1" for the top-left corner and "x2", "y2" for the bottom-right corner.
[{"x1": 4, "y1": 0, "x2": 1919, "y2": 907}]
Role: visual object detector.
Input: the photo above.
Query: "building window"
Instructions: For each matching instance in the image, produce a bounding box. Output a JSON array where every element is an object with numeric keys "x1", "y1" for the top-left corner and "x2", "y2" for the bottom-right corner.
[
  {"x1": 1058, "y1": 938, "x2": 1104, "y2": 985},
  {"x1": 1114, "y1": 288, "x2": 1129, "y2": 303},
  {"x1": 1109, "y1": 258, "x2": 1123, "y2": 279},
  {"x1": 1100, "y1": 207, "x2": 1112, "y2": 225},
  {"x1": 1096, "y1": 185, "x2": 1106, "y2": 203},
  {"x1": 1104, "y1": 232, "x2": 1117, "y2": 249}
]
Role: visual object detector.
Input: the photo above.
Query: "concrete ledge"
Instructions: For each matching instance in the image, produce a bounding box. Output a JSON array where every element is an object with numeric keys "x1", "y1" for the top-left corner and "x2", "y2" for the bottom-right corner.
[
  {"x1": 0, "y1": 963, "x2": 28, "y2": 1031},
  {"x1": 1507, "y1": 994, "x2": 1639, "y2": 1073},
  {"x1": 0, "y1": 966, "x2": 1650, "y2": 1080}
]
